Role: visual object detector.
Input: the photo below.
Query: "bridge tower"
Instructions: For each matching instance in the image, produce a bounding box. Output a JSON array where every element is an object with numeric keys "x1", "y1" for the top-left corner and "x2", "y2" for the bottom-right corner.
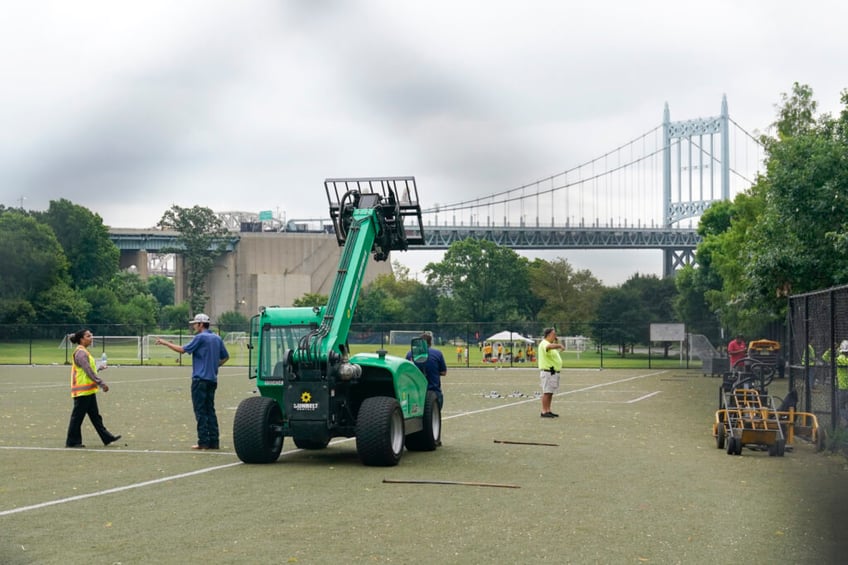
[{"x1": 662, "y1": 95, "x2": 729, "y2": 276}]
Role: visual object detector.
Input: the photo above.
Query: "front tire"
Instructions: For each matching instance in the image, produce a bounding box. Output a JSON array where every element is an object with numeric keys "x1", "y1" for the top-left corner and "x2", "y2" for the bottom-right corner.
[
  {"x1": 356, "y1": 396, "x2": 404, "y2": 466},
  {"x1": 234, "y1": 396, "x2": 284, "y2": 464},
  {"x1": 406, "y1": 391, "x2": 441, "y2": 451}
]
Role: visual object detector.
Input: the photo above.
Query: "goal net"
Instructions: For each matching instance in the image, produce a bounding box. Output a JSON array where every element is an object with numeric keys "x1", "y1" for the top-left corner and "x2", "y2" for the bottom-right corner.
[
  {"x1": 58, "y1": 335, "x2": 142, "y2": 363},
  {"x1": 141, "y1": 334, "x2": 191, "y2": 362},
  {"x1": 388, "y1": 330, "x2": 424, "y2": 346},
  {"x1": 224, "y1": 331, "x2": 248, "y2": 347}
]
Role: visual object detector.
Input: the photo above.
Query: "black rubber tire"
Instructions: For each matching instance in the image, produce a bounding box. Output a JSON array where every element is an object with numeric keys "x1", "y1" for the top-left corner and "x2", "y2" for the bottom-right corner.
[
  {"x1": 816, "y1": 427, "x2": 827, "y2": 452},
  {"x1": 233, "y1": 396, "x2": 284, "y2": 464},
  {"x1": 727, "y1": 436, "x2": 741, "y2": 456},
  {"x1": 716, "y1": 424, "x2": 726, "y2": 450},
  {"x1": 356, "y1": 396, "x2": 404, "y2": 466},
  {"x1": 293, "y1": 436, "x2": 330, "y2": 450},
  {"x1": 406, "y1": 391, "x2": 442, "y2": 451},
  {"x1": 775, "y1": 438, "x2": 786, "y2": 457}
]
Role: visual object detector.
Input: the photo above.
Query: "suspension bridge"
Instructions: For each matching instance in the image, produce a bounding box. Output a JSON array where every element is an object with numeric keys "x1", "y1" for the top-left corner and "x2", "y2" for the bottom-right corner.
[
  {"x1": 111, "y1": 96, "x2": 764, "y2": 278},
  {"x1": 411, "y1": 95, "x2": 763, "y2": 275}
]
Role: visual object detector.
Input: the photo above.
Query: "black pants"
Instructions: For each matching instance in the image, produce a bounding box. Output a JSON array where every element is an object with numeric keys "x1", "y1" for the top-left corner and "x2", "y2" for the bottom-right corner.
[
  {"x1": 66, "y1": 394, "x2": 114, "y2": 446},
  {"x1": 191, "y1": 378, "x2": 219, "y2": 447}
]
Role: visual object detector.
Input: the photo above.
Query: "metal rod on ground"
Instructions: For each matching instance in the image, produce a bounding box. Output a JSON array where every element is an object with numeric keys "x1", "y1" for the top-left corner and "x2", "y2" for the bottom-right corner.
[
  {"x1": 383, "y1": 479, "x2": 520, "y2": 489},
  {"x1": 493, "y1": 439, "x2": 559, "y2": 447}
]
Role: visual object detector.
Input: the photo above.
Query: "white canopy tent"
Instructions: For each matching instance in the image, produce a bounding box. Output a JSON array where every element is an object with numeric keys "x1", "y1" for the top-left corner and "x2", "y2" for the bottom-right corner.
[{"x1": 484, "y1": 331, "x2": 534, "y2": 344}]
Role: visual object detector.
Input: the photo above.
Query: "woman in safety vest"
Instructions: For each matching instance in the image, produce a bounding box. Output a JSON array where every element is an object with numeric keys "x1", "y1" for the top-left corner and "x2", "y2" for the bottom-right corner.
[{"x1": 64, "y1": 329, "x2": 121, "y2": 448}]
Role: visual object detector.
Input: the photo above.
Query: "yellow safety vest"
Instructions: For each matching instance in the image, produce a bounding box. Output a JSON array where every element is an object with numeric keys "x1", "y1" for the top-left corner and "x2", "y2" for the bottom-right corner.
[{"x1": 71, "y1": 346, "x2": 99, "y2": 397}]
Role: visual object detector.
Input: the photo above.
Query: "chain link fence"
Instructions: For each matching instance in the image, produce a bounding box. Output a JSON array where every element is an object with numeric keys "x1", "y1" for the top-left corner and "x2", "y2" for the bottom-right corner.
[
  {"x1": 1, "y1": 320, "x2": 699, "y2": 370},
  {"x1": 787, "y1": 284, "x2": 848, "y2": 433}
]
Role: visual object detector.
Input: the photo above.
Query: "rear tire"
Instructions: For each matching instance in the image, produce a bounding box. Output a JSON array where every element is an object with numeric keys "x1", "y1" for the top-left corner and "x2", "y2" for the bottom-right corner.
[
  {"x1": 356, "y1": 396, "x2": 404, "y2": 466},
  {"x1": 716, "y1": 424, "x2": 726, "y2": 450},
  {"x1": 406, "y1": 391, "x2": 442, "y2": 451},
  {"x1": 234, "y1": 396, "x2": 284, "y2": 464}
]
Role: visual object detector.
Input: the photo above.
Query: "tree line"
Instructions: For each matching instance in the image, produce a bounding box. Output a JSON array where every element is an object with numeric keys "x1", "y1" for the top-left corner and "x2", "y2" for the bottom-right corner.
[{"x1": 3, "y1": 83, "x2": 845, "y2": 351}]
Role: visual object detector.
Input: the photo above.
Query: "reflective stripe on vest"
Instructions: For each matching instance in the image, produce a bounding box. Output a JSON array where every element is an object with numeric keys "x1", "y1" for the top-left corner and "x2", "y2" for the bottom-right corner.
[{"x1": 71, "y1": 346, "x2": 99, "y2": 397}]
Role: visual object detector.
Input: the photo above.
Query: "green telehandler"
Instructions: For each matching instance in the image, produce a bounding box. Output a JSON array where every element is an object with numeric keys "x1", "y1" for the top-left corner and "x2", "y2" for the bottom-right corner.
[{"x1": 233, "y1": 177, "x2": 440, "y2": 466}]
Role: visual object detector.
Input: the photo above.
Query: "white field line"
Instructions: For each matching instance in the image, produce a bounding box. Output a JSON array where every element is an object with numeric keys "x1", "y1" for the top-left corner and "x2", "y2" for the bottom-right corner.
[
  {"x1": 444, "y1": 370, "x2": 666, "y2": 420},
  {"x1": 12, "y1": 376, "x2": 188, "y2": 390},
  {"x1": 0, "y1": 370, "x2": 666, "y2": 517},
  {"x1": 627, "y1": 391, "x2": 662, "y2": 403},
  {"x1": 0, "y1": 462, "x2": 242, "y2": 517}
]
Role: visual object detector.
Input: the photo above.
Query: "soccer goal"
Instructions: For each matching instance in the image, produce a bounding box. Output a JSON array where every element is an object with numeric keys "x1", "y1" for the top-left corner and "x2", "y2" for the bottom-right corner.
[
  {"x1": 388, "y1": 330, "x2": 424, "y2": 346},
  {"x1": 141, "y1": 334, "x2": 190, "y2": 362},
  {"x1": 58, "y1": 335, "x2": 142, "y2": 363},
  {"x1": 224, "y1": 331, "x2": 248, "y2": 347}
]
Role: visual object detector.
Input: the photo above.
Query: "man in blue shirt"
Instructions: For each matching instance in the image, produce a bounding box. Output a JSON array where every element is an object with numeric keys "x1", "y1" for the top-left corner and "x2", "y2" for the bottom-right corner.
[
  {"x1": 406, "y1": 331, "x2": 447, "y2": 408},
  {"x1": 156, "y1": 313, "x2": 229, "y2": 450}
]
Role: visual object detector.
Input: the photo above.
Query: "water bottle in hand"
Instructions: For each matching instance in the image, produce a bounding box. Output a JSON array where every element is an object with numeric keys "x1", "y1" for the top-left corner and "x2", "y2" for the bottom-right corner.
[{"x1": 97, "y1": 352, "x2": 108, "y2": 370}]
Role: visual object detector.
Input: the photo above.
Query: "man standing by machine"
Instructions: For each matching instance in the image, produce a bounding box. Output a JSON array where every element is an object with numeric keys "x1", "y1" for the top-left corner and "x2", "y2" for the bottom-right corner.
[
  {"x1": 406, "y1": 331, "x2": 447, "y2": 409},
  {"x1": 727, "y1": 334, "x2": 747, "y2": 369}
]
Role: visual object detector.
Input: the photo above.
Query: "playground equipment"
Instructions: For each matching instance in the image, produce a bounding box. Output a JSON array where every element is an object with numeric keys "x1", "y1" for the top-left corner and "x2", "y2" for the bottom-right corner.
[{"x1": 233, "y1": 177, "x2": 439, "y2": 467}]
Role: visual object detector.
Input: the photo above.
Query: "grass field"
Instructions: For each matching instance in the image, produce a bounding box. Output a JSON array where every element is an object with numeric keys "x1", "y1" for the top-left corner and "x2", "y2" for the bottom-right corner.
[{"x1": 2, "y1": 364, "x2": 847, "y2": 564}]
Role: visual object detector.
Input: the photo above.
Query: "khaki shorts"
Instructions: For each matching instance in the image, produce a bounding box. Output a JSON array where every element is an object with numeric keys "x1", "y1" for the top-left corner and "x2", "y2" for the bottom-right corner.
[{"x1": 540, "y1": 371, "x2": 560, "y2": 394}]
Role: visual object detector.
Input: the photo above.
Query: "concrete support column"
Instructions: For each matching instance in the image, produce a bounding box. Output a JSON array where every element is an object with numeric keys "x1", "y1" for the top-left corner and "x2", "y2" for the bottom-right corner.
[{"x1": 174, "y1": 254, "x2": 186, "y2": 306}]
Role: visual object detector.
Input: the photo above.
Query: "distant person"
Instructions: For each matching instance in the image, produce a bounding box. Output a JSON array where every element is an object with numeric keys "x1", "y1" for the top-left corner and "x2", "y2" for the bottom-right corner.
[
  {"x1": 837, "y1": 341, "x2": 848, "y2": 425},
  {"x1": 538, "y1": 327, "x2": 564, "y2": 418},
  {"x1": 456, "y1": 346, "x2": 463, "y2": 363},
  {"x1": 65, "y1": 329, "x2": 121, "y2": 448},
  {"x1": 406, "y1": 331, "x2": 447, "y2": 408},
  {"x1": 727, "y1": 334, "x2": 747, "y2": 369},
  {"x1": 515, "y1": 348, "x2": 524, "y2": 363},
  {"x1": 156, "y1": 314, "x2": 229, "y2": 450},
  {"x1": 483, "y1": 343, "x2": 493, "y2": 362}
]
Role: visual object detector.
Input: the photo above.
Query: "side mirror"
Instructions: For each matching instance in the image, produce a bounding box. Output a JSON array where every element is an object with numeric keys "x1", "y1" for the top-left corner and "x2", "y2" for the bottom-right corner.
[{"x1": 410, "y1": 337, "x2": 429, "y2": 364}]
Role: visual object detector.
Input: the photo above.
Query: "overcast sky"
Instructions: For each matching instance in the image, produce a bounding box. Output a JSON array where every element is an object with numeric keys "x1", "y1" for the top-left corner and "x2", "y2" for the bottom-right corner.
[{"x1": 1, "y1": 1, "x2": 846, "y2": 284}]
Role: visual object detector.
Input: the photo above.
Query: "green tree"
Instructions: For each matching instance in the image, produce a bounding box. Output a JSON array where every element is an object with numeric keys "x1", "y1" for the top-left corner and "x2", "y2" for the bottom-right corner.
[
  {"x1": 218, "y1": 310, "x2": 249, "y2": 332},
  {"x1": 528, "y1": 258, "x2": 603, "y2": 334},
  {"x1": 148, "y1": 275, "x2": 175, "y2": 307},
  {"x1": 355, "y1": 282, "x2": 405, "y2": 329},
  {"x1": 37, "y1": 198, "x2": 119, "y2": 288},
  {"x1": 0, "y1": 298, "x2": 36, "y2": 325},
  {"x1": 292, "y1": 293, "x2": 329, "y2": 308},
  {"x1": 354, "y1": 263, "x2": 438, "y2": 327},
  {"x1": 157, "y1": 205, "x2": 231, "y2": 315},
  {"x1": 674, "y1": 201, "x2": 731, "y2": 341},
  {"x1": 160, "y1": 303, "x2": 190, "y2": 330},
  {"x1": 81, "y1": 286, "x2": 122, "y2": 326},
  {"x1": 424, "y1": 239, "x2": 530, "y2": 324},
  {"x1": 34, "y1": 282, "x2": 90, "y2": 324},
  {"x1": 0, "y1": 211, "x2": 69, "y2": 323},
  {"x1": 119, "y1": 294, "x2": 159, "y2": 329},
  {"x1": 108, "y1": 270, "x2": 151, "y2": 304},
  {"x1": 621, "y1": 273, "x2": 678, "y2": 356},
  {"x1": 590, "y1": 287, "x2": 646, "y2": 356}
]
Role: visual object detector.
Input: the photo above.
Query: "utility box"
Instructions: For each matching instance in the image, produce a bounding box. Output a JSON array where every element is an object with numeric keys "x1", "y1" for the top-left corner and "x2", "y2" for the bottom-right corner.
[{"x1": 702, "y1": 356, "x2": 729, "y2": 377}]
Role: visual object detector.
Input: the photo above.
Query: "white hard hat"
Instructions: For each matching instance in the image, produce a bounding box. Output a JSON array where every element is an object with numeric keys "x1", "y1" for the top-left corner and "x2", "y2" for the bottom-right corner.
[{"x1": 840, "y1": 340, "x2": 848, "y2": 353}]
